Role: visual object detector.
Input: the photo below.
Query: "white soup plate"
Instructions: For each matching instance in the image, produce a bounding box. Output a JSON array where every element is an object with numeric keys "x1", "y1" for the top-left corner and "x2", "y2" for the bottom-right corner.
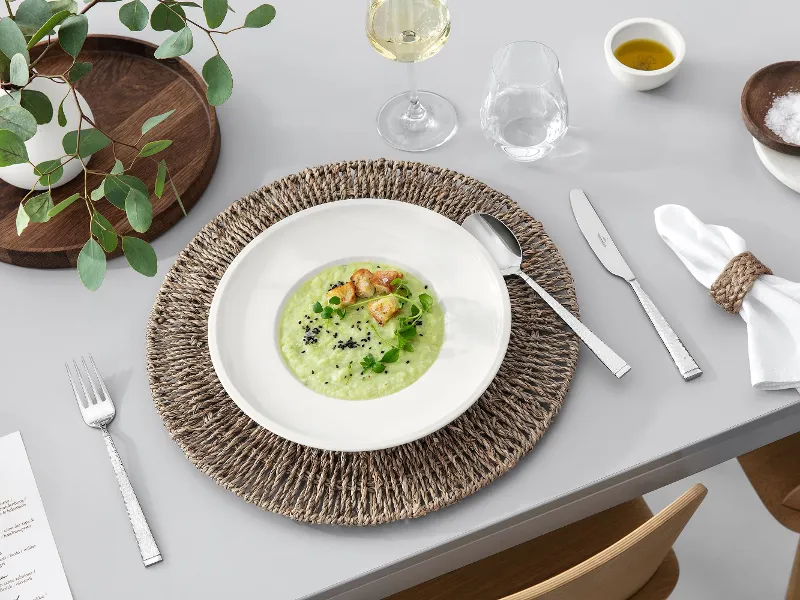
[{"x1": 208, "y1": 198, "x2": 511, "y2": 452}]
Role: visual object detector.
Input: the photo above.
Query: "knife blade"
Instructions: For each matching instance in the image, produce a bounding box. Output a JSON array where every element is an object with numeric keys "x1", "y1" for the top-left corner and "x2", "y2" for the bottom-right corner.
[{"x1": 569, "y1": 189, "x2": 702, "y2": 381}]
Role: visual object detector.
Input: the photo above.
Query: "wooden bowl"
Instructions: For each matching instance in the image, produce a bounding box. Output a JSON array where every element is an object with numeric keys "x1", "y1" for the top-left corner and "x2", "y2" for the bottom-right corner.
[{"x1": 741, "y1": 61, "x2": 800, "y2": 156}]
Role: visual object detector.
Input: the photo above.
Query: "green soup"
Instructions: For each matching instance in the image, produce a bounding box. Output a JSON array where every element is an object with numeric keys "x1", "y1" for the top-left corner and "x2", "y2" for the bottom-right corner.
[{"x1": 279, "y1": 262, "x2": 444, "y2": 400}]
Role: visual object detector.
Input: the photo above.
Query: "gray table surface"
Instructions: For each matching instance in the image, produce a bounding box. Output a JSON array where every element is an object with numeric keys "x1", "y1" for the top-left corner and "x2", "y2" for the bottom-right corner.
[{"x1": 3, "y1": 0, "x2": 800, "y2": 598}]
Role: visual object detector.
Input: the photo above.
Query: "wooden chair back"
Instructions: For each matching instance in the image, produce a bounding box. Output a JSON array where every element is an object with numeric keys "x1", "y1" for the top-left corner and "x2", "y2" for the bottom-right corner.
[{"x1": 499, "y1": 484, "x2": 707, "y2": 600}]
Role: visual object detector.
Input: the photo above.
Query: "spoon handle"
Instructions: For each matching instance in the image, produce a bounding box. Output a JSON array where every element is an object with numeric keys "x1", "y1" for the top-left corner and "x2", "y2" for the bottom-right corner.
[{"x1": 515, "y1": 270, "x2": 631, "y2": 378}]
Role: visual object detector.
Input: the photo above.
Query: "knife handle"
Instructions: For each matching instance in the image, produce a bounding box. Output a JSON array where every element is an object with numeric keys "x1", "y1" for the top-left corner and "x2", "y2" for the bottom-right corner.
[
  {"x1": 515, "y1": 270, "x2": 631, "y2": 378},
  {"x1": 628, "y1": 279, "x2": 702, "y2": 381}
]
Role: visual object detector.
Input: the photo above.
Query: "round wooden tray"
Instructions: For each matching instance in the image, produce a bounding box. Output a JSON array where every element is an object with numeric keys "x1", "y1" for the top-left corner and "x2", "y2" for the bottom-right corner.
[{"x1": 0, "y1": 35, "x2": 220, "y2": 269}]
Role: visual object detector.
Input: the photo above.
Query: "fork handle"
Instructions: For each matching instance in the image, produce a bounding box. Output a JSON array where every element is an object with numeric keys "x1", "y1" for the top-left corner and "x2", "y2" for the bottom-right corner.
[{"x1": 101, "y1": 426, "x2": 163, "y2": 566}]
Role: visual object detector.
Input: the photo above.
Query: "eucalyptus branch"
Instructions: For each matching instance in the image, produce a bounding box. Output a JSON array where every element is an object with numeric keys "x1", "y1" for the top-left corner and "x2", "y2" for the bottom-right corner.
[{"x1": 4, "y1": 0, "x2": 12, "y2": 20}]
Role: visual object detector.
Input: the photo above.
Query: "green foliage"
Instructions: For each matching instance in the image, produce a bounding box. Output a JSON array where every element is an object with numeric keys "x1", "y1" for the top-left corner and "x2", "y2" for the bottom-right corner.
[
  {"x1": 138, "y1": 139, "x2": 171, "y2": 156},
  {"x1": 119, "y1": 0, "x2": 148, "y2": 31},
  {"x1": 77, "y1": 238, "x2": 105, "y2": 290},
  {"x1": 141, "y1": 109, "x2": 174, "y2": 135},
  {"x1": 154, "y1": 159, "x2": 166, "y2": 198},
  {"x1": 9, "y1": 53, "x2": 27, "y2": 85},
  {"x1": 244, "y1": 4, "x2": 274, "y2": 28},
  {"x1": 0, "y1": 103, "x2": 37, "y2": 141},
  {"x1": 202, "y1": 54, "x2": 232, "y2": 106},
  {"x1": 15, "y1": 0, "x2": 53, "y2": 37},
  {"x1": 8, "y1": 0, "x2": 276, "y2": 290},
  {"x1": 47, "y1": 192, "x2": 80, "y2": 217},
  {"x1": 0, "y1": 129, "x2": 28, "y2": 166},
  {"x1": 62, "y1": 127, "x2": 110, "y2": 157},
  {"x1": 90, "y1": 211, "x2": 117, "y2": 251},
  {"x1": 104, "y1": 174, "x2": 147, "y2": 209},
  {"x1": 150, "y1": 2, "x2": 185, "y2": 32},
  {"x1": 153, "y1": 26, "x2": 192, "y2": 58},
  {"x1": 58, "y1": 14, "x2": 88, "y2": 58},
  {"x1": 122, "y1": 236, "x2": 157, "y2": 276},
  {"x1": 66, "y1": 61, "x2": 92, "y2": 83},
  {"x1": 20, "y1": 90, "x2": 53, "y2": 124},
  {"x1": 124, "y1": 186, "x2": 152, "y2": 232},
  {"x1": 26, "y1": 10, "x2": 71, "y2": 49},
  {"x1": 202, "y1": 0, "x2": 226, "y2": 28},
  {"x1": 34, "y1": 159, "x2": 63, "y2": 185}
]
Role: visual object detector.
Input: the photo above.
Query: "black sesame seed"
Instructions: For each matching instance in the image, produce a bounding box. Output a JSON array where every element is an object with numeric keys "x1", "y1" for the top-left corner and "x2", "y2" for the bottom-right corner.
[
  {"x1": 335, "y1": 365, "x2": 339, "y2": 368},
  {"x1": 406, "y1": 360, "x2": 410, "y2": 364},
  {"x1": 325, "y1": 381, "x2": 329, "y2": 385},
  {"x1": 298, "y1": 321, "x2": 301, "y2": 325},
  {"x1": 424, "y1": 285, "x2": 428, "y2": 289}
]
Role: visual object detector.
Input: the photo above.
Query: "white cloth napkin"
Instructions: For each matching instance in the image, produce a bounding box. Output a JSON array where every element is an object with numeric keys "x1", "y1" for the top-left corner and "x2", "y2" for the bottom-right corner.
[{"x1": 654, "y1": 204, "x2": 800, "y2": 392}]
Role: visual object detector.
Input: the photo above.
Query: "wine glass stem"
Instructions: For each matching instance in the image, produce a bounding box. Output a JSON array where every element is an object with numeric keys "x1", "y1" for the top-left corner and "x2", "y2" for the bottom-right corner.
[{"x1": 403, "y1": 63, "x2": 428, "y2": 127}]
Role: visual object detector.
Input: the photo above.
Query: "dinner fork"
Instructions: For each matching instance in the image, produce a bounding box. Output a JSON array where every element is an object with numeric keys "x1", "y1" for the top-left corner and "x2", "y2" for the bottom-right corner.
[{"x1": 65, "y1": 355, "x2": 163, "y2": 567}]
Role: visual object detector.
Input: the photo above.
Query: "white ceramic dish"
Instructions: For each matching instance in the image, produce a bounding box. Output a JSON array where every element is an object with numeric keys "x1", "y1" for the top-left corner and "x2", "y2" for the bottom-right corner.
[
  {"x1": 208, "y1": 198, "x2": 512, "y2": 452},
  {"x1": 604, "y1": 18, "x2": 685, "y2": 91},
  {"x1": 754, "y1": 138, "x2": 800, "y2": 194}
]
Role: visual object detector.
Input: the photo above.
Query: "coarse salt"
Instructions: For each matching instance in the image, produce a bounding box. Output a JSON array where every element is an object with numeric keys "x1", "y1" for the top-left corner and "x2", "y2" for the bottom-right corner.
[{"x1": 765, "y1": 91, "x2": 800, "y2": 145}]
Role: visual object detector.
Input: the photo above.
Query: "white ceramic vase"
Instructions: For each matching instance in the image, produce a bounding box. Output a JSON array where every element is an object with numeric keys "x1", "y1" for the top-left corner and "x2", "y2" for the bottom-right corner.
[{"x1": 0, "y1": 77, "x2": 94, "y2": 190}]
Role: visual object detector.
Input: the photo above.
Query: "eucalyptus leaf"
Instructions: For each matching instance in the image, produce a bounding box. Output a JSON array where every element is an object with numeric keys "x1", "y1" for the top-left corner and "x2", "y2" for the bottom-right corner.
[
  {"x1": 202, "y1": 54, "x2": 232, "y2": 106},
  {"x1": 153, "y1": 26, "x2": 192, "y2": 59},
  {"x1": 24, "y1": 191, "x2": 52, "y2": 222},
  {"x1": 58, "y1": 14, "x2": 88, "y2": 58},
  {"x1": 20, "y1": 90, "x2": 52, "y2": 124},
  {"x1": 104, "y1": 174, "x2": 147, "y2": 209},
  {"x1": 62, "y1": 127, "x2": 111, "y2": 157},
  {"x1": 110, "y1": 158, "x2": 123, "y2": 174},
  {"x1": 0, "y1": 103, "x2": 37, "y2": 141},
  {"x1": 77, "y1": 238, "x2": 105, "y2": 290},
  {"x1": 15, "y1": 0, "x2": 52, "y2": 36},
  {"x1": 47, "y1": 192, "x2": 80, "y2": 217},
  {"x1": 57, "y1": 95, "x2": 66, "y2": 126},
  {"x1": 66, "y1": 60, "x2": 91, "y2": 83},
  {"x1": 154, "y1": 159, "x2": 166, "y2": 198},
  {"x1": 0, "y1": 129, "x2": 28, "y2": 166},
  {"x1": 91, "y1": 211, "x2": 117, "y2": 251},
  {"x1": 150, "y1": 2, "x2": 185, "y2": 32},
  {"x1": 46, "y1": 0, "x2": 77, "y2": 15},
  {"x1": 16, "y1": 202, "x2": 30, "y2": 235},
  {"x1": 119, "y1": 0, "x2": 148, "y2": 31},
  {"x1": 170, "y1": 178, "x2": 186, "y2": 215},
  {"x1": 138, "y1": 139, "x2": 171, "y2": 157},
  {"x1": 140, "y1": 109, "x2": 173, "y2": 134},
  {"x1": 90, "y1": 181, "x2": 104, "y2": 201},
  {"x1": 0, "y1": 19, "x2": 29, "y2": 70},
  {"x1": 202, "y1": 0, "x2": 226, "y2": 28},
  {"x1": 244, "y1": 3, "x2": 274, "y2": 28},
  {"x1": 0, "y1": 92, "x2": 17, "y2": 110},
  {"x1": 122, "y1": 236, "x2": 157, "y2": 276},
  {"x1": 9, "y1": 53, "x2": 28, "y2": 86},
  {"x1": 26, "y1": 9, "x2": 71, "y2": 49},
  {"x1": 124, "y1": 187, "x2": 152, "y2": 232},
  {"x1": 34, "y1": 158, "x2": 63, "y2": 185}
]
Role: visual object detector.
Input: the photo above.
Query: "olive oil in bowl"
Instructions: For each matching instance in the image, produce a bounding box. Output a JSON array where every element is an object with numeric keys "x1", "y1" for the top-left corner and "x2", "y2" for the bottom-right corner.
[{"x1": 614, "y1": 39, "x2": 674, "y2": 71}]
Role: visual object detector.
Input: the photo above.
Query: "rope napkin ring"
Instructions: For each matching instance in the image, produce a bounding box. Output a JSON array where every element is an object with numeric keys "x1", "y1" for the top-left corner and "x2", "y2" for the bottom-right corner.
[{"x1": 709, "y1": 251, "x2": 772, "y2": 314}]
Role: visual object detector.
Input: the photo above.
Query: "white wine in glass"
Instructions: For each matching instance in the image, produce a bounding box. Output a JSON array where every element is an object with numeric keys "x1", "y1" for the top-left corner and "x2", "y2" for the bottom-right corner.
[{"x1": 366, "y1": 0, "x2": 457, "y2": 152}]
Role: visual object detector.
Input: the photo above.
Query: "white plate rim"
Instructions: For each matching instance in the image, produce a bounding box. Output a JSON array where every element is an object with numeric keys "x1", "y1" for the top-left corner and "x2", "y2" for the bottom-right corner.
[{"x1": 208, "y1": 198, "x2": 512, "y2": 451}]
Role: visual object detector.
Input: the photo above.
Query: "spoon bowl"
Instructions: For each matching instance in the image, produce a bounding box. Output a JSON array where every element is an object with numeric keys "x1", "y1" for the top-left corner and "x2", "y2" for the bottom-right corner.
[{"x1": 463, "y1": 213, "x2": 631, "y2": 378}]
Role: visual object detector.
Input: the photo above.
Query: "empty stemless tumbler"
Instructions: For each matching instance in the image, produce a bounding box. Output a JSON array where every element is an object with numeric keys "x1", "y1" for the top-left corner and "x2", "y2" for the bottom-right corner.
[{"x1": 480, "y1": 41, "x2": 568, "y2": 161}]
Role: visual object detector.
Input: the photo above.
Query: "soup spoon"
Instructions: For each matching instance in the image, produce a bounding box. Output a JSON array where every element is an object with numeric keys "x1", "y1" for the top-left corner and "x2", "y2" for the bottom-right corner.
[{"x1": 463, "y1": 213, "x2": 631, "y2": 378}]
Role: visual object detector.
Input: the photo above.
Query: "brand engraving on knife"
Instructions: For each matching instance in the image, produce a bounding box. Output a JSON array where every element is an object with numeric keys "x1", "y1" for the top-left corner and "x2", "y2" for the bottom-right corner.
[{"x1": 597, "y1": 233, "x2": 609, "y2": 247}]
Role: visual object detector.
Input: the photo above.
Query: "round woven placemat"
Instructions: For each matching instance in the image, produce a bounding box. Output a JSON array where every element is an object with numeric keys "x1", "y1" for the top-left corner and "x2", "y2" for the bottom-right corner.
[{"x1": 146, "y1": 159, "x2": 579, "y2": 526}]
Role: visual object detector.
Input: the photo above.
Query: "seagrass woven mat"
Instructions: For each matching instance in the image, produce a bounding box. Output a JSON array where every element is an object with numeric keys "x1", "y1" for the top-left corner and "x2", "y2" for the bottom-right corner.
[{"x1": 146, "y1": 159, "x2": 580, "y2": 526}]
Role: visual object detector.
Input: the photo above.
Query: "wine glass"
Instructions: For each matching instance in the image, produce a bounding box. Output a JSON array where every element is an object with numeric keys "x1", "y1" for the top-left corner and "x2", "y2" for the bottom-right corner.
[{"x1": 366, "y1": 0, "x2": 458, "y2": 152}]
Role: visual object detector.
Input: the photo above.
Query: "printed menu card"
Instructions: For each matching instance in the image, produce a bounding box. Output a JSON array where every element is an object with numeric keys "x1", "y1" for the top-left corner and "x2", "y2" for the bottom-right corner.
[{"x1": 0, "y1": 432, "x2": 72, "y2": 600}]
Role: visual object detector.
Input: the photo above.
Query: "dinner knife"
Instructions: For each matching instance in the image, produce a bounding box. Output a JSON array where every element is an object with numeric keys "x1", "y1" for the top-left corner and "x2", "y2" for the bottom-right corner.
[{"x1": 569, "y1": 189, "x2": 702, "y2": 381}]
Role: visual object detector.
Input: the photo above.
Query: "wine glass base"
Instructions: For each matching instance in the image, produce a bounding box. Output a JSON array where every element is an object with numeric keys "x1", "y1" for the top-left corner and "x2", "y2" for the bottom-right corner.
[{"x1": 376, "y1": 91, "x2": 458, "y2": 152}]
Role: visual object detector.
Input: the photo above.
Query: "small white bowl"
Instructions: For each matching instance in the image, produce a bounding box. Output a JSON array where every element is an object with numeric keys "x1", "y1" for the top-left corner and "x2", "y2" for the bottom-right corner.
[{"x1": 604, "y1": 18, "x2": 685, "y2": 91}]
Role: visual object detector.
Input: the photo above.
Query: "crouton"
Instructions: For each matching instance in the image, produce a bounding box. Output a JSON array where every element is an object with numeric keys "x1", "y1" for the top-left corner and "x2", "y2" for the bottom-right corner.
[
  {"x1": 368, "y1": 296, "x2": 400, "y2": 325},
  {"x1": 350, "y1": 268, "x2": 375, "y2": 298},
  {"x1": 372, "y1": 270, "x2": 403, "y2": 295},
  {"x1": 326, "y1": 282, "x2": 356, "y2": 306}
]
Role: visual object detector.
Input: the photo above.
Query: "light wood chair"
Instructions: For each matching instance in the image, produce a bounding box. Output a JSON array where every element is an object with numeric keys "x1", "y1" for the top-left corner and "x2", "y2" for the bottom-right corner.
[
  {"x1": 738, "y1": 432, "x2": 800, "y2": 599},
  {"x1": 387, "y1": 484, "x2": 707, "y2": 600}
]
